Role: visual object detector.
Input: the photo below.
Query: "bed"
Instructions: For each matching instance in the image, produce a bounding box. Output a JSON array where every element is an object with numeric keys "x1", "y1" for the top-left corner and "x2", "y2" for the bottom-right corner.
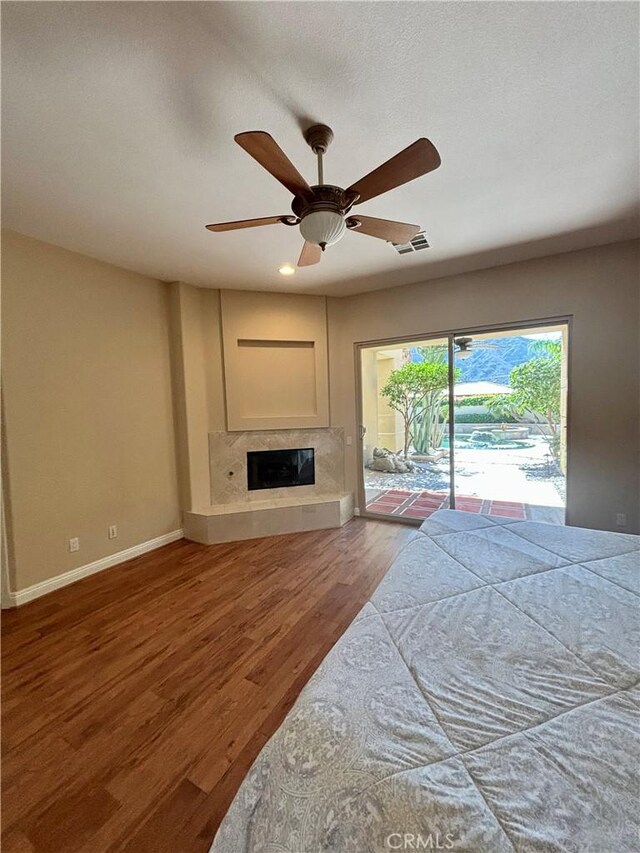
[{"x1": 210, "y1": 510, "x2": 640, "y2": 852}]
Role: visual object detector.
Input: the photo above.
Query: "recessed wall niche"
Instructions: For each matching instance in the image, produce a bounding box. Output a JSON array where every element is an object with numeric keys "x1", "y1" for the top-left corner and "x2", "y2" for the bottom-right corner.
[
  {"x1": 220, "y1": 291, "x2": 330, "y2": 431},
  {"x1": 236, "y1": 339, "x2": 317, "y2": 419}
]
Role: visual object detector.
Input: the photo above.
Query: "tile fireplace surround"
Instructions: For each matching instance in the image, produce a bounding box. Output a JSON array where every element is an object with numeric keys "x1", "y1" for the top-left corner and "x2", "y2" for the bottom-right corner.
[
  {"x1": 182, "y1": 428, "x2": 353, "y2": 544},
  {"x1": 209, "y1": 428, "x2": 344, "y2": 504}
]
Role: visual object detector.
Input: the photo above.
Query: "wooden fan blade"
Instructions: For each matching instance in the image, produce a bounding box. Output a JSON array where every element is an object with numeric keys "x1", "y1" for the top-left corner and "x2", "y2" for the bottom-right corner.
[
  {"x1": 205, "y1": 216, "x2": 292, "y2": 232},
  {"x1": 235, "y1": 131, "x2": 313, "y2": 198},
  {"x1": 346, "y1": 139, "x2": 441, "y2": 205},
  {"x1": 347, "y1": 215, "x2": 420, "y2": 244},
  {"x1": 298, "y1": 241, "x2": 322, "y2": 267}
]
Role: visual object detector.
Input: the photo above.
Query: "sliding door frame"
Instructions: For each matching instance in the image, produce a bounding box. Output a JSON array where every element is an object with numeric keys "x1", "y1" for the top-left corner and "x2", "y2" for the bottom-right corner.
[
  {"x1": 447, "y1": 334, "x2": 457, "y2": 511},
  {"x1": 355, "y1": 314, "x2": 573, "y2": 524}
]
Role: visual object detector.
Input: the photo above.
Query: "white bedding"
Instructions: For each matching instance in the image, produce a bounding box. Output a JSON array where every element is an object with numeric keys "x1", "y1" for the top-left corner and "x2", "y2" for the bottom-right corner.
[{"x1": 210, "y1": 510, "x2": 640, "y2": 852}]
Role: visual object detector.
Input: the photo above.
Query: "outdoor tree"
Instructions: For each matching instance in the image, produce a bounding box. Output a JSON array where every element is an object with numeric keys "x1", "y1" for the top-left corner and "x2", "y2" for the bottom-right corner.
[
  {"x1": 489, "y1": 340, "x2": 562, "y2": 456},
  {"x1": 381, "y1": 360, "x2": 451, "y2": 458},
  {"x1": 412, "y1": 345, "x2": 453, "y2": 454}
]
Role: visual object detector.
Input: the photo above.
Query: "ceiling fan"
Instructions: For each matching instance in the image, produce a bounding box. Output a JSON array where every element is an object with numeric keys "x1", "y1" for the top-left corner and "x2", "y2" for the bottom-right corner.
[
  {"x1": 454, "y1": 336, "x2": 499, "y2": 360},
  {"x1": 205, "y1": 124, "x2": 441, "y2": 267}
]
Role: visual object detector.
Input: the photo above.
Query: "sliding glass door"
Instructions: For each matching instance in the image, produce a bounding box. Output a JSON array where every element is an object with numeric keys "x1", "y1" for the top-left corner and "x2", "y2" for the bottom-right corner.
[
  {"x1": 451, "y1": 324, "x2": 567, "y2": 523},
  {"x1": 359, "y1": 335, "x2": 453, "y2": 523},
  {"x1": 358, "y1": 321, "x2": 568, "y2": 524}
]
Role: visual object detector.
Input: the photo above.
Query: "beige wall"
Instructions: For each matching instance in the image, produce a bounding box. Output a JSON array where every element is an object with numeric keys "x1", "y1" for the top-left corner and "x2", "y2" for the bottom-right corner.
[
  {"x1": 2, "y1": 231, "x2": 181, "y2": 591},
  {"x1": 220, "y1": 290, "x2": 329, "y2": 431},
  {"x1": 360, "y1": 349, "x2": 406, "y2": 460},
  {"x1": 375, "y1": 353, "x2": 405, "y2": 454},
  {"x1": 328, "y1": 239, "x2": 640, "y2": 533},
  {"x1": 168, "y1": 282, "x2": 212, "y2": 512}
]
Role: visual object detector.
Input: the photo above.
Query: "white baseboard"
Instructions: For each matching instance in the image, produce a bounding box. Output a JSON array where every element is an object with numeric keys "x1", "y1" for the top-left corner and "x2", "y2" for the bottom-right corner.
[{"x1": 7, "y1": 529, "x2": 184, "y2": 607}]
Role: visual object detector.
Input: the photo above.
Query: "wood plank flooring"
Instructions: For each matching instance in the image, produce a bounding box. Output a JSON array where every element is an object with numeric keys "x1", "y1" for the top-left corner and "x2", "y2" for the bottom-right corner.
[{"x1": 1, "y1": 518, "x2": 412, "y2": 853}]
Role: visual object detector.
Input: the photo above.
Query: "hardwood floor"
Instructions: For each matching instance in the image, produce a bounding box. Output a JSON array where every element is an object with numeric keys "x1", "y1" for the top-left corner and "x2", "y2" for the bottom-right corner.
[{"x1": 1, "y1": 518, "x2": 412, "y2": 853}]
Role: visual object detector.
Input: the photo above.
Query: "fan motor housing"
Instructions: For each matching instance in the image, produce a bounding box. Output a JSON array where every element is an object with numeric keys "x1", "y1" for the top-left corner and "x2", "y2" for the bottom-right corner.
[{"x1": 291, "y1": 184, "x2": 356, "y2": 220}]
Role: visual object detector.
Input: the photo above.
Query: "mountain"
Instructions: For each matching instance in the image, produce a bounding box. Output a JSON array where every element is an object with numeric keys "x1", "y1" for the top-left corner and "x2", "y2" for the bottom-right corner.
[
  {"x1": 411, "y1": 336, "x2": 543, "y2": 385},
  {"x1": 457, "y1": 337, "x2": 534, "y2": 384}
]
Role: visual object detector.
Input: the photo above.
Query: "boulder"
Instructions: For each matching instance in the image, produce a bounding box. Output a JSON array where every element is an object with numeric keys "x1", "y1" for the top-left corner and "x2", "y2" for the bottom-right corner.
[
  {"x1": 369, "y1": 455, "x2": 396, "y2": 473},
  {"x1": 368, "y1": 447, "x2": 423, "y2": 473}
]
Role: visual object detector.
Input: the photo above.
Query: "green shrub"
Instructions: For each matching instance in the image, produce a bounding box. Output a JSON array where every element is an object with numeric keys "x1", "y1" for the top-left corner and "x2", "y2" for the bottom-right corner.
[
  {"x1": 454, "y1": 412, "x2": 517, "y2": 424},
  {"x1": 454, "y1": 395, "x2": 494, "y2": 407}
]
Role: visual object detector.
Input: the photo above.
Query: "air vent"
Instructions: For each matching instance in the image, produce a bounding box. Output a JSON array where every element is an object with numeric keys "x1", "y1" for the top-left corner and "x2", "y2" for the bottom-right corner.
[{"x1": 392, "y1": 231, "x2": 430, "y2": 254}]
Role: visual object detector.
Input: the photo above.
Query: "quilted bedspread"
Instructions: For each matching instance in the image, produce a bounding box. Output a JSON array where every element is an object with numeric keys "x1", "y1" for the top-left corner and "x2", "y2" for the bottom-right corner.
[{"x1": 210, "y1": 510, "x2": 640, "y2": 852}]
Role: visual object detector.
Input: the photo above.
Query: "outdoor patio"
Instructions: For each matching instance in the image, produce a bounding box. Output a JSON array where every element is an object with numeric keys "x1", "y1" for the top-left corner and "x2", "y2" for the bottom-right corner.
[{"x1": 365, "y1": 435, "x2": 565, "y2": 524}]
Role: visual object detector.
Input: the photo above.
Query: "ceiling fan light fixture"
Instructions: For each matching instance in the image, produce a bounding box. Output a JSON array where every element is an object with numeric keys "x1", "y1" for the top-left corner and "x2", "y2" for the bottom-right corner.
[
  {"x1": 206, "y1": 127, "x2": 442, "y2": 268},
  {"x1": 299, "y1": 210, "x2": 346, "y2": 248}
]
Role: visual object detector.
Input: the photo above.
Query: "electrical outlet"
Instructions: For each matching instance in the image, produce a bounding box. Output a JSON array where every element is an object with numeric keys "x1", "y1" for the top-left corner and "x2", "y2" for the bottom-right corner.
[
  {"x1": 108, "y1": 524, "x2": 118, "y2": 540},
  {"x1": 69, "y1": 537, "x2": 80, "y2": 553},
  {"x1": 615, "y1": 513, "x2": 627, "y2": 528}
]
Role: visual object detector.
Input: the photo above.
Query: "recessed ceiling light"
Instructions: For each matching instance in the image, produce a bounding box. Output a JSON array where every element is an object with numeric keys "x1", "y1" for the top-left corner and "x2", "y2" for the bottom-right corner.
[{"x1": 279, "y1": 264, "x2": 295, "y2": 276}]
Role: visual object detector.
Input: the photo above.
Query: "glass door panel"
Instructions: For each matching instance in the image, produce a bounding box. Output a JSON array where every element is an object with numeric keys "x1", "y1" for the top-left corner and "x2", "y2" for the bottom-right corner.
[
  {"x1": 452, "y1": 324, "x2": 567, "y2": 523},
  {"x1": 359, "y1": 336, "x2": 453, "y2": 522}
]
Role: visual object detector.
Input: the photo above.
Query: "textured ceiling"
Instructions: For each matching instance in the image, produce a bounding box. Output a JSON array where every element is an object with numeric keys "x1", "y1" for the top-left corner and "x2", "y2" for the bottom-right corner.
[{"x1": 2, "y1": 1, "x2": 639, "y2": 296}]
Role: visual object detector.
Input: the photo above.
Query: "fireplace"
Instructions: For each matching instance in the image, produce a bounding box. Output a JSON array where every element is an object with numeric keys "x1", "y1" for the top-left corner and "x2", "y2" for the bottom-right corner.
[{"x1": 247, "y1": 448, "x2": 315, "y2": 491}]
